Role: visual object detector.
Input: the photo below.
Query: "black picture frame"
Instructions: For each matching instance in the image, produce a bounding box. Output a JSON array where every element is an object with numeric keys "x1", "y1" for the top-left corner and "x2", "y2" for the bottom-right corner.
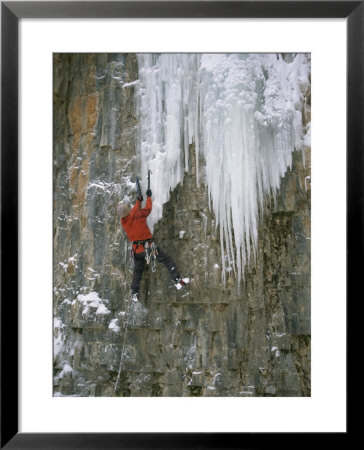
[{"x1": 1, "y1": 1, "x2": 356, "y2": 448}]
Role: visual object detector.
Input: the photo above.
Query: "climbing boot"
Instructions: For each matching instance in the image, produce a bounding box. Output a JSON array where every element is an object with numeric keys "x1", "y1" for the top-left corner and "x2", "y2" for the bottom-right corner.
[
  {"x1": 174, "y1": 277, "x2": 190, "y2": 290},
  {"x1": 131, "y1": 291, "x2": 141, "y2": 302}
]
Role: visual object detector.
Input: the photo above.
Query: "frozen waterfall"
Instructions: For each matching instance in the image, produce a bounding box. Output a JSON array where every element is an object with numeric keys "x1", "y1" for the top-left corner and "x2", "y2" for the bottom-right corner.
[{"x1": 135, "y1": 53, "x2": 310, "y2": 285}]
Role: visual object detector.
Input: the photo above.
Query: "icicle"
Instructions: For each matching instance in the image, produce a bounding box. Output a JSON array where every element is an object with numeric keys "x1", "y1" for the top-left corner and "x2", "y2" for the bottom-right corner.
[{"x1": 135, "y1": 53, "x2": 310, "y2": 286}]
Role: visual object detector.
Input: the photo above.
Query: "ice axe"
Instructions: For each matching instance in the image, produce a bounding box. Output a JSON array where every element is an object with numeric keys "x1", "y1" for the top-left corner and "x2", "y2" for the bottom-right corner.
[
  {"x1": 147, "y1": 170, "x2": 152, "y2": 192},
  {"x1": 135, "y1": 176, "x2": 142, "y2": 199}
]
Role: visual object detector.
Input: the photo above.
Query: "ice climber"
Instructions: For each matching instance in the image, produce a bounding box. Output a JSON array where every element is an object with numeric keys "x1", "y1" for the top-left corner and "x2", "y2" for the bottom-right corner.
[{"x1": 118, "y1": 188, "x2": 189, "y2": 302}]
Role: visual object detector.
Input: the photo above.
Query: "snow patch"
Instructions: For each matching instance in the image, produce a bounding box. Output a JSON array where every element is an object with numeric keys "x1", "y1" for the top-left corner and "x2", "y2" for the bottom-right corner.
[
  {"x1": 54, "y1": 332, "x2": 64, "y2": 358},
  {"x1": 77, "y1": 291, "x2": 110, "y2": 315},
  {"x1": 87, "y1": 179, "x2": 123, "y2": 196},
  {"x1": 54, "y1": 317, "x2": 63, "y2": 329},
  {"x1": 61, "y1": 363, "x2": 73, "y2": 375},
  {"x1": 96, "y1": 303, "x2": 110, "y2": 315},
  {"x1": 122, "y1": 80, "x2": 140, "y2": 88},
  {"x1": 109, "y1": 318, "x2": 120, "y2": 333}
]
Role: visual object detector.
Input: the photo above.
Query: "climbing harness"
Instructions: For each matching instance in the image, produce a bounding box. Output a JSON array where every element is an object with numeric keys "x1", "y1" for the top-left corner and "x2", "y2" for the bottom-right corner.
[
  {"x1": 114, "y1": 294, "x2": 133, "y2": 394},
  {"x1": 144, "y1": 241, "x2": 158, "y2": 272},
  {"x1": 132, "y1": 238, "x2": 152, "y2": 251},
  {"x1": 132, "y1": 238, "x2": 158, "y2": 272}
]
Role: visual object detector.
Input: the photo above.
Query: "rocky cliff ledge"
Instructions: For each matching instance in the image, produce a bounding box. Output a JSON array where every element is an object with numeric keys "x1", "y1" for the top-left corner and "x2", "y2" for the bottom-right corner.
[{"x1": 53, "y1": 53, "x2": 310, "y2": 397}]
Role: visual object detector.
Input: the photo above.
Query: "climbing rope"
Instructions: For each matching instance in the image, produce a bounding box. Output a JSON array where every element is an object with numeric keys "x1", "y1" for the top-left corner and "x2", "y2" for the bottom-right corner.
[
  {"x1": 115, "y1": 238, "x2": 157, "y2": 393},
  {"x1": 114, "y1": 294, "x2": 133, "y2": 394}
]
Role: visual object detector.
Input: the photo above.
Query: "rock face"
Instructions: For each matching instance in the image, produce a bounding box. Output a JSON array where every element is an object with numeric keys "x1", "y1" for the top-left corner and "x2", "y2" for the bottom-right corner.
[{"x1": 53, "y1": 53, "x2": 311, "y2": 397}]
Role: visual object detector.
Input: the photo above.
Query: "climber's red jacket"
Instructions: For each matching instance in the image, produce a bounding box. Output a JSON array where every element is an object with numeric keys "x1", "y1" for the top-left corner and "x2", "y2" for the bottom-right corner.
[{"x1": 121, "y1": 197, "x2": 153, "y2": 253}]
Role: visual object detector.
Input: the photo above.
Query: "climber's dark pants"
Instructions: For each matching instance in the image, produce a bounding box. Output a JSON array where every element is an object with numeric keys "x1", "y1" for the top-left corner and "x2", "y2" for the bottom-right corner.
[{"x1": 131, "y1": 246, "x2": 180, "y2": 293}]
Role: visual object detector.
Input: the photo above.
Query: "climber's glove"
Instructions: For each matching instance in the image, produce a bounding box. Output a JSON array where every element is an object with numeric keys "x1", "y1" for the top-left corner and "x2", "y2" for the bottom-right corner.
[
  {"x1": 137, "y1": 194, "x2": 143, "y2": 202},
  {"x1": 146, "y1": 189, "x2": 152, "y2": 197}
]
